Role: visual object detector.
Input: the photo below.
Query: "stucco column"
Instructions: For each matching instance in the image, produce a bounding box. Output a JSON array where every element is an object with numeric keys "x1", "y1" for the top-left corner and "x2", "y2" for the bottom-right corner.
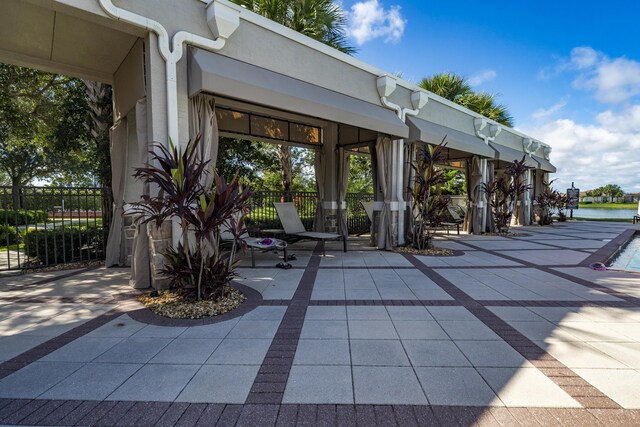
[
  {"x1": 318, "y1": 123, "x2": 339, "y2": 233},
  {"x1": 144, "y1": 33, "x2": 172, "y2": 289}
]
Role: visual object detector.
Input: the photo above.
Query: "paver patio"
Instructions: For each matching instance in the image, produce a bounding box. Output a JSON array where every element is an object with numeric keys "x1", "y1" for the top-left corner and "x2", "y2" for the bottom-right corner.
[{"x1": 1, "y1": 221, "x2": 640, "y2": 425}]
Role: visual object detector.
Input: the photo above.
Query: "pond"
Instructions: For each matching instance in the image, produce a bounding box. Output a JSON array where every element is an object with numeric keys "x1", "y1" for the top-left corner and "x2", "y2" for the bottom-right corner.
[{"x1": 571, "y1": 208, "x2": 636, "y2": 219}]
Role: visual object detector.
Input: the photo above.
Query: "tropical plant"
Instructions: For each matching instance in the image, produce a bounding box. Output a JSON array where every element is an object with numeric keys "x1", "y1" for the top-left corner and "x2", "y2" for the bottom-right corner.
[
  {"x1": 483, "y1": 156, "x2": 530, "y2": 233},
  {"x1": 132, "y1": 137, "x2": 252, "y2": 301},
  {"x1": 418, "y1": 72, "x2": 514, "y2": 127},
  {"x1": 409, "y1": 141, "x2": 449, "y2": 250},
  {"x1": 535, "y1": 184, "x2": 556, "y2": 226}
]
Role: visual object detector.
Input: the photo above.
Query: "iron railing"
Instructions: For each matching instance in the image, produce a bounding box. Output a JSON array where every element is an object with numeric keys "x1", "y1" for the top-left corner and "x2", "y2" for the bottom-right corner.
[
  {"x1": 346, "y1": 192, "x2": 374, "y2": 235},
  {"x1": 0, "y1": 186, "x2": 110, "y2": 271},
  {"x1": 245, "y1": 190, "x2": 374, "y2": 235}
]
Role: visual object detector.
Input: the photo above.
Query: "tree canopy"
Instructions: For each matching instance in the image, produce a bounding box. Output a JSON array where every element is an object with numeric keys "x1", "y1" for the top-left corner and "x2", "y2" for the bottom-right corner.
[
  {"x1": 419, "y1": 72, "x2": 514, "y2": 127},
  {"x1": 0, "y1": 64, "x2": 97, "y2": 186}
]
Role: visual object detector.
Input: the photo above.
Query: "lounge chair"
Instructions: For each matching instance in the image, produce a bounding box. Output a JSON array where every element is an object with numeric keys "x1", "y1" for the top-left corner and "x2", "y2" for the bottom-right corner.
[
  {"x1": 436, "y1": 206, "x2": 464, "y2": 235},
  {"x1": 273, "y1": 202, "x2": 347, "y2": 256}
]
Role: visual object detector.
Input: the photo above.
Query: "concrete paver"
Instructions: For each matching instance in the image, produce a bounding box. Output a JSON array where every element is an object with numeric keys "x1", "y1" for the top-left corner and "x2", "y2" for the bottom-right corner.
[{"x1": 2, "y1": 221, "x2": 640, "y2": 420}]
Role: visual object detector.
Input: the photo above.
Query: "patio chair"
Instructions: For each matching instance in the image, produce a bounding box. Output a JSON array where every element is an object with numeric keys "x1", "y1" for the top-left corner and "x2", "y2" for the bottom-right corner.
[
  {"x1": 634, "y1": 201, "x2": 640, "y2": 224},
  {"x1": 436, "y1": 206, "x2": 464, "y2": 235},
  {"x1": 273, "y1": 202, "x2": 347, "y2": 256}
]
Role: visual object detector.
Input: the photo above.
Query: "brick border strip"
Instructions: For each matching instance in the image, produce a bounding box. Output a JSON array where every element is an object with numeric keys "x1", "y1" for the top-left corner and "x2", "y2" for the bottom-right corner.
[
  {"x1": 2, "y1": 400, "x2": 639, "y2": 426},
  {"x1": 245, "y1": 243, "x2": 323, "y2": 404},
  {"x1": 580, "y1": 228, "x2": 637, "y2": 267},
  {"x1": 404, "y1": 254, "x2": 621, "y2": 410}
]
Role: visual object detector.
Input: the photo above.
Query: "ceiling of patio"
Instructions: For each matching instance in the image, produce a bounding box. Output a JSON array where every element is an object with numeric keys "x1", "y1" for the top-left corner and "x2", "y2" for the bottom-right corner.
[{"x1": 0, "y1": 0, "x2": 142, "y2": 82}]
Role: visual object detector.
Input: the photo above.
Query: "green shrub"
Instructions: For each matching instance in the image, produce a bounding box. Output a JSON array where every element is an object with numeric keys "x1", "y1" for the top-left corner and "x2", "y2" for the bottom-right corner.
[
  {"x1": 0, "y1": 224, "x2": 20, "y2": 246},
  {"x1": 0, "y1": 209, "x2": 48, "y2": 226},
  {"x1": 24, "y1": 225, "x2": 104, "y2": 263}
]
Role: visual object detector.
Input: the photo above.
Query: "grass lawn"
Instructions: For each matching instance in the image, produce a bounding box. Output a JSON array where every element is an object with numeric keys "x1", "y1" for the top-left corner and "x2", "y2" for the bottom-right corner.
[
  {"x1": 0, "y1": 243, "x2": 25, "y2": 251},
  {"x1": 580, "y1": 203, "x2": 637, "y2": 209},
  {"x1": 570, "y1": 217, "x2": 634, "y2": 223}
]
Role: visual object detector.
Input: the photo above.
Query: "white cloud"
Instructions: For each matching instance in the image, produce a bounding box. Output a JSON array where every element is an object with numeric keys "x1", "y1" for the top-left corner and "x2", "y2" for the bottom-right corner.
[
  {"x1": 546, "y1": 46, "x2": 640, "y2": 104},
  {"x1": 531, "y1": 99, "x2": 567, "y2": 120},
  {"x1": 468, "y1": 69, "x2": 496, "y2": 86},
  {"x1": 347, "y1": 0, "x2": 406, "y2": 45},
  {"x1": 520, "y1": 104, "x2": 640, "y2": 192}
]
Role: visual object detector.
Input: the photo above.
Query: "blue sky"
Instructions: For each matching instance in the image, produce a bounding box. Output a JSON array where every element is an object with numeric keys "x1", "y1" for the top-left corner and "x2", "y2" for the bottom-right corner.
[{"x1": 341, "y1": 0, "x2": 640, "y2": 192}]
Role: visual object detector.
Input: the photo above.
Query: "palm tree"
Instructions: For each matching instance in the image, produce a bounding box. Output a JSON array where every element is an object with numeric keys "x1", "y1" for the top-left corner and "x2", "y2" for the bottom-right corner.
[
  {"x1": 418, "y1": 72, "x2": 471, "y2": 102},
  {"x1": 231, "y1": 0, "x2": 355, "y2": 191},
  {"x1": 419, "y1": 73, "x2": 514, "y2": 127},
  {"x1": 458, "y1": 92, "x2": 513, "y2": 127}
]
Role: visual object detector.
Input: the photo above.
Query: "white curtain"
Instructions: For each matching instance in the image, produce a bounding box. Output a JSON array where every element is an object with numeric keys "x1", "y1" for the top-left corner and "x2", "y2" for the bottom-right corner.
[
  {"x1": 465, "y1": 155, "x2": 482, "y2": 234},
  {"x1": 130, "y1": 98, "x2": 151, "y2": 288},
  {"x1": 105, "y1": 118, "x2": 128, "y2": 266},
  {"x1": 313, "y1": 148, "x2": 325, "y2": 232},
  {"x1": 189, "y1": 94, "x2": 219, "y2": 189},
  {"x1": 369, "y1": 141, "x2": 379, "y2": 246},
  {"x1": 524, "y1": 169, "x2": 532, "y2": 225},
  {"x1": 486, "y1": 161, "x2": 495, "y2": 232},
  {"x1": 403, "y1": 142, "x2": 415, "y2": 245},
  {"x1": 337, "y1": 148, "x2": 349, "y2": 235},
  {"x1": 376, "y1": 135, "x2": 393, "y2": 249}
]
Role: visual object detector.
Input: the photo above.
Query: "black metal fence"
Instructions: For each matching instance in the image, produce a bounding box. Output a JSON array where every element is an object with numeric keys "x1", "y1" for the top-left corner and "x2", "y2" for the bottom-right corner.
[
  {"x1": 346, "y1": 192, "x2": 374, "y2": 234},
  {"x1": 245, "y1": 190, "x2": 374, "y2": 235},
  {"x1": 0, "y1": 186, "x2": 110, "y2": 271}
]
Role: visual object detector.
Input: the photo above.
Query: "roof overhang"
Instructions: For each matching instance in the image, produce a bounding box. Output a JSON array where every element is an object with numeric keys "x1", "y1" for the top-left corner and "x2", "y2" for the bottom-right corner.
[
  {"x1": 532, "y1": 155, "x2": 557, "y2": 173},
  {"x1": 188, "y1": 48, "x2": 409, "y2": 138},
  {"x1": 489, "y1": 143, "x2": 538, "y2": 168},
  {"x1": 407, "y1": 116, "x2": 494, "y2": 158}
]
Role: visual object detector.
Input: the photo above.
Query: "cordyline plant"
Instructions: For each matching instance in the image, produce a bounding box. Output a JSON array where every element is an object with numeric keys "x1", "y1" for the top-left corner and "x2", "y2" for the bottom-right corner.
[
  {"x1": 132, "y1": 137, "x2": 252, "y2": 301},
  {"x1": 483, "y1": 156, "x2": 531, "y2": 233},
  {"x1": 409, "y1": 140, "x2": 450, "y2": 250},
  {"x1": 535, "y1": 180, "x2": 567, "y2": 224}
]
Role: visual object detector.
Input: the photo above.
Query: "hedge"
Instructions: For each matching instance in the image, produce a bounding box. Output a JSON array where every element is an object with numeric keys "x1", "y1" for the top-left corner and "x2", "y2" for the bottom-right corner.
[
  {"x1": 24, "y1": 225, "x2": 104, "y2": 263},
  {"x1": 0, "y1": 209, "x2": 48, "y2": 226},
  {"x1": 0, "y1": 225, "x2": 20, "y2": 246}
]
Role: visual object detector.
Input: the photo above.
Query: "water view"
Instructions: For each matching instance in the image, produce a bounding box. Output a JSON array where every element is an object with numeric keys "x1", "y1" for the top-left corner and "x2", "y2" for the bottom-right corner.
[{"x1": 572, "y1": 208, "x2": 636, "y2": 219}]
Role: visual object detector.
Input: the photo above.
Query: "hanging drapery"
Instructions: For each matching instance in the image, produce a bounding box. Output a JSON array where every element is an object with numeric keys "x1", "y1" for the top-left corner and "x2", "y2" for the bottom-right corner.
[
  {"x1": 369, "y1": 141, "x2": 379, "y2": 246},
  {"x1": 130, "y1": 98, "x2": 151, "y2": 288},
  {"x1": 189, "y1": 94, "x2": 219, "y2": 189},
  {"x1": 376, "y1": 135, "x2": 393, "y2": 249},
  {"x1": 403, "y1": 142, "x2": 416, "y2": 245},
  {"x1": 313, "y1": 148, "x2": 325, "y2": 232},
  {"x1": 486, "y1": 161, "x2": 495, "y2": 232},
  {"x1": 337, "y1": 147, "x2": 350, "y2": 236},
  {"x1": 524, "y1": 169, "x2": 532, "y2": 225},
  {"x1": 463, "y1": 159, "x2": 472, "y2": 233},
  {"x1": 105, "y1": 117, "x2": 128, "y2": 267},
  {"x1": 468, "y1": 155, "x2": 483, "y2": 234}
]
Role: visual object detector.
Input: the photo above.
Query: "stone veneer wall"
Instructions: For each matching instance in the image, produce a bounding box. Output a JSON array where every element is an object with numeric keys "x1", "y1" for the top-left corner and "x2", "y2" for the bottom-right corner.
[
  {"x1": 148, "y1": 221, "x2": 172, "y2": 289},
  {"x1": 122, "y1": 214, "x2": 137, "y2": 267}
]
